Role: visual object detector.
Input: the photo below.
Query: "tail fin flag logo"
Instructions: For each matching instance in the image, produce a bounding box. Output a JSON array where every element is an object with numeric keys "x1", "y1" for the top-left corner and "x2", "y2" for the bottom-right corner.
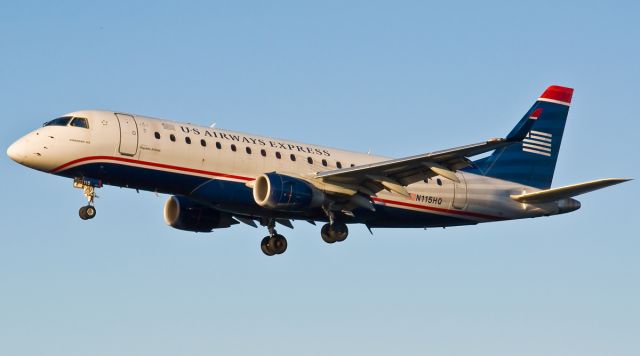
[{"x1": 522, "y1": 130, "x2": 552, "y2": 157}]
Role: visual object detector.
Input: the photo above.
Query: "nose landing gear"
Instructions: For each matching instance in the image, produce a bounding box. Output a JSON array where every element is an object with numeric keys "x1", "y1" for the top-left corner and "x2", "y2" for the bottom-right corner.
[{"x1": 73, "y1": 177, "x2": 102, "y2": 220}]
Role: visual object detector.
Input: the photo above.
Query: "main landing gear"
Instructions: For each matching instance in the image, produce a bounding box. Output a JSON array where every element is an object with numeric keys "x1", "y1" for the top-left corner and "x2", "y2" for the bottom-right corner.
[
  {"x1": 260, "y1": 219, "x2": 287, "y2": 256},
  {"x1": 74, "y1": 177, "x2": 102, "y2": 220},
  {"x1": 259, "y1": 221, "x2": 350, "y2": 255},
  {"x1": 320, "y1": 207, "x2": 349, "y2": 244},
  {"x1": 258, "y1": 211, "x2": 351, "y2": 255},
  {"x1": 321, "y1": 222, "x2": 349, "y2": 244}
]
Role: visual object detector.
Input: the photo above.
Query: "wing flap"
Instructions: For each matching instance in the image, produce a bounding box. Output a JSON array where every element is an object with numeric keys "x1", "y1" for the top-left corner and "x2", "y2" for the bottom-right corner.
[{"x1": 510, "y1": 178, "x2": 631, "y2": 203}]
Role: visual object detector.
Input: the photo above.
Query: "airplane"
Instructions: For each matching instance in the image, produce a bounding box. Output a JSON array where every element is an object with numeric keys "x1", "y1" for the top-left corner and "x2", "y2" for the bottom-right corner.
[{"x1": 6, "y1": 85, "x2": 630, "y2": 256}]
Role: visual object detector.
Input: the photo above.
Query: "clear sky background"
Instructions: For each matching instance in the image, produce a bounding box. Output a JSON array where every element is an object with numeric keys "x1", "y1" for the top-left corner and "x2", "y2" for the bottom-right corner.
[{"x1": 1, "y1": 1, "x2": 638, "y2": 355}]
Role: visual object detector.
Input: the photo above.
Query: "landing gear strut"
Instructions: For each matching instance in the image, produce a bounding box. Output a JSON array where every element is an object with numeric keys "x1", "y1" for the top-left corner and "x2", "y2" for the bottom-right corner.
[
  {"x1": 321, "y1": 222, "x2": 349, "y2": 244},
  {"x1": 74, "y1": 177, "x2": 102, "y2": 220},
  {"x1": 260, "y1": 219, "x2": 287, "y2": 256}
]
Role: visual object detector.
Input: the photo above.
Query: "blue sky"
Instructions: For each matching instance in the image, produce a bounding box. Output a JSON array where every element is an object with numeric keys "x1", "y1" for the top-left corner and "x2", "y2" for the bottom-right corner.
[{"x1": 1, "y1": 1, "x2": 638, "y2": 355}]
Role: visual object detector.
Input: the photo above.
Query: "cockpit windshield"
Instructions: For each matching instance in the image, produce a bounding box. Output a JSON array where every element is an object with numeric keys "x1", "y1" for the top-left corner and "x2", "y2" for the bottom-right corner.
[
  {"x1": 42, "y1": 116, "x2": 89, "y2": 129},
  {"x1": 43, "y1": 116, "x2": 72, "y2": 127},
  {"x1": 70, "y1": 117, "x2": 89, "y2": 129}
]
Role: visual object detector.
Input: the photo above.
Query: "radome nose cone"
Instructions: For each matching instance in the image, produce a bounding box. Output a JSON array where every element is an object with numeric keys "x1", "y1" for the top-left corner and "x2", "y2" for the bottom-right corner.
[{"x1": 7, "y1": 140, "x2": 24, "y2": 163}]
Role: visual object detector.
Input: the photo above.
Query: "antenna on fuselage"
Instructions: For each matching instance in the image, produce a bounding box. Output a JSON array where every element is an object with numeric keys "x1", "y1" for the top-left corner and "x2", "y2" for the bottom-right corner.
[{"x1": 210, "y1": 122, "x2": 216, "y2": 128}]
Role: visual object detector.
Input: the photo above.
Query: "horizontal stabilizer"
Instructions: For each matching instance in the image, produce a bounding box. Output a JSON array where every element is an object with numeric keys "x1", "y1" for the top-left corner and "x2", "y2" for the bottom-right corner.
[{"x1": 510, "y1": 178, "x2": 631, "y2": 203}]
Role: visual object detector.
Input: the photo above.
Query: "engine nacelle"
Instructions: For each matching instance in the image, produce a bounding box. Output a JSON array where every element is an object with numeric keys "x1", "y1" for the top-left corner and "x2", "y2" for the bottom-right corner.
[
  {"x1": 163, "y1": 196, "x2": 235, "y2": 232},
  {"x1": 252, "y1": 172, "x2": 324, "y2": 212}
]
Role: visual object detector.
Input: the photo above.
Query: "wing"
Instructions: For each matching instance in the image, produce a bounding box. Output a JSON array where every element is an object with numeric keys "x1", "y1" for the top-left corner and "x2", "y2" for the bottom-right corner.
[
  {"x1": 312, "y1": 104, "x2": 541, "y2": 201},
  {"x1": 314, "y1": 138, "x2": 513, "y2": 198}
]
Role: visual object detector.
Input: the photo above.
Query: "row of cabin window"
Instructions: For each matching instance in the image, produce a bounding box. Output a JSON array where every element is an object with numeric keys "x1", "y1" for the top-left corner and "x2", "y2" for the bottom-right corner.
[{"x1": 154, "y1": 131, "x2": 355, "y2": 168}]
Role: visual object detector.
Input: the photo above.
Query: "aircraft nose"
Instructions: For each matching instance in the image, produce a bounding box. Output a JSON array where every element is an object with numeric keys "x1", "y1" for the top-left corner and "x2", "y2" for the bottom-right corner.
[{"x1": 7, "y1": 139, "x2": 26, "y2": 164}]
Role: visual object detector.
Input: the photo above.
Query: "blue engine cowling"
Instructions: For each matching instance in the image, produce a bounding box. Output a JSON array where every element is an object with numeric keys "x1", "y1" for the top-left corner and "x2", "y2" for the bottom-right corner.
[
  {"x1": 252, "y1": 172, "x2": 325, "y2": 212},
  {"x1": 163, "y1": 196, "x2": 236, "y2": 232}
]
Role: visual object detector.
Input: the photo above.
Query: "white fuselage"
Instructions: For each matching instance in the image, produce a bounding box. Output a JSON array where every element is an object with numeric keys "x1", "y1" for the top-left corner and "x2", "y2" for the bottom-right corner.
[{"x1": 8, "y1": 110, "x2": 570, "y2": 227}]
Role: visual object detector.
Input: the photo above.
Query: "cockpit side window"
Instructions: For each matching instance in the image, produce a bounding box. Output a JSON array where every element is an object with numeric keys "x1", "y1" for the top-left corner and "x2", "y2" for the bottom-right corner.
[
  {"x1": 43, "y1": 116, "x2": 72, "y2": 127},
  {"x1": 70, "y1": 117, "x2": 90, "y2": 129}
]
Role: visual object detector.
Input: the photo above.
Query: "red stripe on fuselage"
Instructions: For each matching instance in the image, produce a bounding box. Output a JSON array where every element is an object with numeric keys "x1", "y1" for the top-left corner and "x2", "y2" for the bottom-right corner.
[
  {"x1": 52, "y1": 156, "x2": 504, "y2": 221},
  {"x1": 50, "y1": 155, "x2": 253, "y2": 182},
  {"x1": 371, "y1": 197, "x2": 503, "y2": 221}
]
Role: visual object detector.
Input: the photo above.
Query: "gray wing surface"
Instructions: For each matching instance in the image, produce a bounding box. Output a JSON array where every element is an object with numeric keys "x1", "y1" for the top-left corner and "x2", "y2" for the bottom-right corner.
[{"x1": 314, "y1": 139, "x2": 513, "y2": 197}]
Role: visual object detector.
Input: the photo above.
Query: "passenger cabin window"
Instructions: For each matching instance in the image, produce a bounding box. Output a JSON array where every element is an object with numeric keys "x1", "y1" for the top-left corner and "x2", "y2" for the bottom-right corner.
[
  {"x1": 43, "y1": 116, "x2": 72, "y2": 127},
  {"x1": 260, "y1": 149, "x2": 267, "y2": 157},
  {"x1": 336, "y1": 161, "x2": 342, "y2": 169},
  {"x1": 231, "y1": 144, "x2": 237, "y2": 152},
  {"x1": 275, "y1": 152, "x2": 281, "y2": 159},
  {"x1": 350, "y1": 164, "x2": 356, "y2": 167},
  {"x1": 290, "y1": 154, "x2": 296, "y2": 161},
  {"x1": 216, "y1": 142, "x2": 222, "y2": 149},
  {"x1": 154, "y1": 132, "x2": 161, "y2": 139},
  {"x1": 185, "y1": 137, "x2": 191, "y2": 144},
  {"x1": 307, "y1": 157, "x2": 313, "y2": 164},
  {"x1": 170, "y1": 134, "x2": 176, "y2": 142},
  {"x1": 436, "y1": 178, "x2": 443, "y2": 186},
  {"x1": 322, "y1": 159, "x2": 328, "y2": 167},
  {"x1": 200, "y1": 139, "x2": 206, "y2": 147},
  {"x1": 70, "y1": 117, "x2": 89, "y2": 129},
  {"x1": 246, "y1": 147, "x2": 252, "y2": 154}
]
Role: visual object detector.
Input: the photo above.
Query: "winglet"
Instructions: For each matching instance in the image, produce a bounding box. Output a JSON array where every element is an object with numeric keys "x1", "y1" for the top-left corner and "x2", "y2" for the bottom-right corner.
[{"x1": 506, "y1": 107, "x2": 542, "y2": 141}]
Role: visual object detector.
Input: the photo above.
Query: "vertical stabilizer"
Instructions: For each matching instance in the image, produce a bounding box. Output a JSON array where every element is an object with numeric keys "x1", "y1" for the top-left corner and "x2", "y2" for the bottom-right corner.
[{"x1": 465, "y1": 85, "x2": 573, "y2": 189}]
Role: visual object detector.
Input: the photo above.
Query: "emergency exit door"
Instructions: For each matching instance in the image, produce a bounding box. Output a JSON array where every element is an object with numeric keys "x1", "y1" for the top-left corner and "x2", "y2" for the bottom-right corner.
[
  {"x1": 115, "y1": 113, "x2": 138, "y2": 156},
  {"x1": 452, "y1": 172, "x2": 468, "y2": 210}
]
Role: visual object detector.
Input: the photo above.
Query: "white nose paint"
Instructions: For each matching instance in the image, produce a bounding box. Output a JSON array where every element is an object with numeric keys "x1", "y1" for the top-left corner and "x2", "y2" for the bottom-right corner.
[
  {"x1": 6, "y1": 133, "x2": 50, "y2": 171},
  {"x1": 6, "y1": 138, "x2": 26, "y2": 164}
]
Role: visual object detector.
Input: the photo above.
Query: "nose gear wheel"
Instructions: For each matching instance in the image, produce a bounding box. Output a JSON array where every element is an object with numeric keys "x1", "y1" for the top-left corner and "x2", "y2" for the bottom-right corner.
[{"x1": 73, "y1": 177, "x2": 102, "y2": 220}]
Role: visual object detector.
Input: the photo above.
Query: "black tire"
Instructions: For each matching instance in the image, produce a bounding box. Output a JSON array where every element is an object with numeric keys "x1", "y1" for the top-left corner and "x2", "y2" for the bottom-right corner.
[
  {"x1": 270, "y1": 234, "x2": 287, "y2": 254},
  {"x1": 333, "y1": 223, "x2": 349, "y2": 242},
  {"x1": 321, "y1": 224, "x2": 335, "y2": 244},
  {"x1": 261, "y1": 236, "x2": 275, "y2": 256},
  {"x1": 85, "y1": 205, "x2": 96, "y2": 219},
  {"x1": 79, "y1": 206, "x2": 88, "y2": 220},
  {"x1": 275, "y1": 235, "x2": 287, "y2": 254}
]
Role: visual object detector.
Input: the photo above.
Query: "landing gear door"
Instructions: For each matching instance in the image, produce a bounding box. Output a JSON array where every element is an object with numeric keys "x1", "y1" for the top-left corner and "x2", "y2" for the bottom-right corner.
[
  {"x1": 452, "y1": 172, "x2": 468, "y2": 210},
  {"x1": 115, "y1": 113, "x2": 138, "y2": 156}
]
